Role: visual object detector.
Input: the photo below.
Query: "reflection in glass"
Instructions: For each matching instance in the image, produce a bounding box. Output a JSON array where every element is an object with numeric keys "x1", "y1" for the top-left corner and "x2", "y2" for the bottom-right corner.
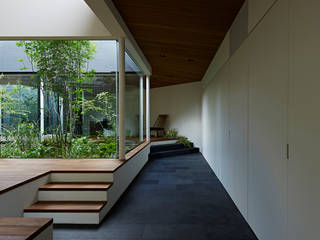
[
  {"x1": 125, "y1": 52, "x2": 145, "y2": 152},
  {"x1": 0, "y1": 40, "x2": 119, "y2": 159}
]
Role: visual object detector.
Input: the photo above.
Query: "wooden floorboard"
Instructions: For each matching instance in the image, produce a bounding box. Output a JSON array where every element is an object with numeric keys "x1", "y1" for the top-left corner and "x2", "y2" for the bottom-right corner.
[
  {"x1": 0, "y1": 158, "x2": 124, "y2": 194},
  {"x1": 0, "y1": 218, "x2": 52, "y2": 240},
  {"x1": 0, "y1": 138, "x2": 173, "y2": 195}
]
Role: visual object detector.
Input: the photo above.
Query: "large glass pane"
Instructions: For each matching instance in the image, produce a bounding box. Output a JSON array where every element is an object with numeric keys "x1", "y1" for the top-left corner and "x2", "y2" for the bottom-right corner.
[
  {"x1": 0, "y1": 40, "x2": 118, "y2": 159},
  {"x1": 125, "y1": 52, "x2": 144, "y2": 152},
  {"x1": 0, "y1": 74, "x2": 38, "y2": 134}
]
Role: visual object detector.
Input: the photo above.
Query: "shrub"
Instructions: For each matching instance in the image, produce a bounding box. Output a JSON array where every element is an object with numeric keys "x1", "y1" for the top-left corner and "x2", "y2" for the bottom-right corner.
[
  {"x1": 165, "y1": 129, "x2": 178, "y2": 139},
  {"x1": 0, "y1": 122, "x2": 117, "y2": 159},
  {"x1": 177, "y1": 136, "x2": 193, "y2": 148}
]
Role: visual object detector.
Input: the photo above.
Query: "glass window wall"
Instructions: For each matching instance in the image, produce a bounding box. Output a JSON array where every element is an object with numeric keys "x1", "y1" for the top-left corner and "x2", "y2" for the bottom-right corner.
[
  {"x1": 125, "y1": 52, "x2": 145, "y2": 152},
  {"x1": 0, "y1": 40, "x2": 118, "y2": 159}
]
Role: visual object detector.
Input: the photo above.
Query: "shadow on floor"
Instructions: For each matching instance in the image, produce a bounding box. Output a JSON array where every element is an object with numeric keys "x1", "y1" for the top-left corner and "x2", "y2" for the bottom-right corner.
[{"x1": 54, "y1": 153, "x2": 258, "y2": 240}]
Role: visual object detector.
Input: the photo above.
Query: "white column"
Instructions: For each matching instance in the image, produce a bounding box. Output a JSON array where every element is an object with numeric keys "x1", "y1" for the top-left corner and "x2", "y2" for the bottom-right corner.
[
  {"x1": 139, "y1": 76, "x2": 144, "y2": 142},
  {"x1": 146, "y1": 75, "x2": 150, "y2": 142},
  {"x1": 40, "y1": 81, "x2": 44, "y2": 140},
  {"x1": 118, "y1": 37, "x2": 126, "y2": 160}
]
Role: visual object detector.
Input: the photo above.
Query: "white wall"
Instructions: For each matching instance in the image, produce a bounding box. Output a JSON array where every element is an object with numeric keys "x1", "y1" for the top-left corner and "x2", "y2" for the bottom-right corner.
[
  {"x1": 0, "y1": 0, "x2": 110, "y2": 38},
  {"x1": 150, "y1": 82, "x2": 202, "y2": 149},
  {"x1": 287, "y1": 0, "x2": 320, "y2": 239},
  {"x1": 0, "y1": 175, "x2": 50, "y2": 217},
  {"x1": 248, "y1": 0, "x2": 277, "y2": 32},
  {"x1": 201, "y1": 0, "x2": 320, "y2": 240},
  {"x1": 202, "y1": 32, "x2": 230, "y2": 87}
]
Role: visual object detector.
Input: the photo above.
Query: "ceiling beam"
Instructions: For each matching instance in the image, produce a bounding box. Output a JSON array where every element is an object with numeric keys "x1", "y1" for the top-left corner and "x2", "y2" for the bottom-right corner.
[{"x1": 85, "y1": 0, "x2": 152, "y2": 76}]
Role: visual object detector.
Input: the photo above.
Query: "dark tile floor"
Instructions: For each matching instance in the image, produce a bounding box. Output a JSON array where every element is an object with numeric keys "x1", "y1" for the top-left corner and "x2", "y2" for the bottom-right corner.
[{"x1": 54, "y1": 153, "x2": 258, "y2": 240}]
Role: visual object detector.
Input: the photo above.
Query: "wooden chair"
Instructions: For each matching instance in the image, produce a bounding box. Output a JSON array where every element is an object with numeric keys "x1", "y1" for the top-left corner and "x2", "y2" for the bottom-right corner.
[{"x1": 150, "y1": 114, "x2": 168, "y2": 138}]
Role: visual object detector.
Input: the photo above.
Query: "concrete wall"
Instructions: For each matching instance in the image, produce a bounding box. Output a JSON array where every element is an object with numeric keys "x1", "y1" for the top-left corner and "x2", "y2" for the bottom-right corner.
[
  {"x1": 201, "y1": 0, "x2": 320, "y2": 239},
  {"x1": 0, "y1": 0, "x2": 110, "y2": 38},
  {"x1": 150, "y1": 82, "x2": 202, "y2": 149}
]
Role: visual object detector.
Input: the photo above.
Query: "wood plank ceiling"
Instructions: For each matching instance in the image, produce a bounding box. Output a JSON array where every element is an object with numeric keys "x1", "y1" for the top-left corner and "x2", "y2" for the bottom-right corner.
[{"x1": 112, "y1": 0, "x2": 245, "y2": 88}]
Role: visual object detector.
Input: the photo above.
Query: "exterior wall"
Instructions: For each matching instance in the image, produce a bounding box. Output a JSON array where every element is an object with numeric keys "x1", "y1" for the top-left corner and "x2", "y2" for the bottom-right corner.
[
  {"x1": 150, "y1": 82, "x2": 202, "y2": 149},
  {"x1": 0, "y1": 0, "x2": 110, "y2": 38},
  {"x1": 201, "y1": 0, "x2": 320, "y2": 239}
]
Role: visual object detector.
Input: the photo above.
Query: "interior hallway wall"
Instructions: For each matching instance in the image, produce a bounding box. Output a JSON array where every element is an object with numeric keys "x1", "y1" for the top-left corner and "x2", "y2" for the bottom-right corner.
[
  {"x1": 201, "y1": 0, "x2": 320, "y2": 239},
  {"x1": 150, "y1": 82, "x2": 202, "y2": 149}
]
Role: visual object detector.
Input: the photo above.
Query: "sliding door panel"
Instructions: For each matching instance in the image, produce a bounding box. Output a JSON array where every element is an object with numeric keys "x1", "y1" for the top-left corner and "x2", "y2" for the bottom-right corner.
[
  {"x1": 228, "y1": 42, "x2": 249, "y2": 218},
  {"x1": 247, "y1": 0, "x2": 288, "y2": 239},
  {"x1": 288, "y1": 0, "x2": 320, "y2": 239}
]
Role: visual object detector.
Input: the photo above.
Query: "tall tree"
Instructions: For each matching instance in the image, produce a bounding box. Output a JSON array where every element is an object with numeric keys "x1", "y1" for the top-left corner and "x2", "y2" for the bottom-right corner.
[{"x1": 17, "y1": 40, "x2": 96, "y2": 142}]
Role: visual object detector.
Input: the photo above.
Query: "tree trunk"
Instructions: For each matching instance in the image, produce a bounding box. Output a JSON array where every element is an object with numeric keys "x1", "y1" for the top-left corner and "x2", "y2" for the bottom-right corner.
[{"x1": 67, "y1": 86, "x2": 74, "y2": 144}]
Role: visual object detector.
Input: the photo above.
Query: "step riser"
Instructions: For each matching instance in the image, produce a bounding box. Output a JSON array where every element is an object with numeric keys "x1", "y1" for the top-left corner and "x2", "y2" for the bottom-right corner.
[
  {"x1": 150, "y1": 144, "x2": 187, "y2": 152},
  {"x1": 150, "y1": 149, "x2": 200, "y2": 160},
  {"x1": 38, "y1": 191, "x2": 107, "y2": 201},
  {"x1": 50, "y1": 173, "x2": 113, "y2": 183},
  {"x1": 24, "y1": 212, "x2": 99, "y2": 224},
  {"x1": 34, "y1": 224, "x2": 53, "y2": 240}
]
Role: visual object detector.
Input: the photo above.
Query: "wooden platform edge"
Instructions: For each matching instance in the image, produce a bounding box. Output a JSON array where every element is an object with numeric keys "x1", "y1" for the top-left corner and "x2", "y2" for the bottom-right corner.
[
  {"x1": 0, "y1": 139, "x2": 174, "y2": 195},
  {"x1": 0, "y1": 172, "x2": 50, "y2": 195},
  {"x1": 27, "y1": 218, "x2": 53, "y2": 240}
]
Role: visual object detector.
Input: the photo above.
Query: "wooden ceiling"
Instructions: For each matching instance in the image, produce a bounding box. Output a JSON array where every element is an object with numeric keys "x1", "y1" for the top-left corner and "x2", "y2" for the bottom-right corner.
[{"x1": 112, "y1": 0, "x2": 245, "y2": 88}]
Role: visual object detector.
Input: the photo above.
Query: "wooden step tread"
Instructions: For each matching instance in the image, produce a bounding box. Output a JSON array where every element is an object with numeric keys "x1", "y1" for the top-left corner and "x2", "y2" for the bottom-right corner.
[
  {"x1": 39, "y1": 182, "x2": 112, "y2": 191},
  {"x1": 0, "y1": 218, "x2": 52, "y2": 240},
  {"x1": 24, "y1": 201, "x2": 106, "y2": 213}
]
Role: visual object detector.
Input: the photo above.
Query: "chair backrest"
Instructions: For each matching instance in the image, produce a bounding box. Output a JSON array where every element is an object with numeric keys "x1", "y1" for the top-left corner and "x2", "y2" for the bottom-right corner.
[{"x1": 153, "y1": 114, "x2": 168, "y2": 128}]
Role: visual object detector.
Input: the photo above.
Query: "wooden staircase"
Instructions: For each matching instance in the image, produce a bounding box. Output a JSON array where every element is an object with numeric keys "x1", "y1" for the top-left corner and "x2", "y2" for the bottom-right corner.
[{"x1": 24, "y1": 172, "x2": 113, "y2": 224}]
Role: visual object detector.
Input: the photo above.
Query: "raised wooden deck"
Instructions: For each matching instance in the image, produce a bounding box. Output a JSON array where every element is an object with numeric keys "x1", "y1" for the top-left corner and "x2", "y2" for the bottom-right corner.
[
  {"x1": 0, "y1": 218, "x2": 53, "y2": 240},
  {"x1": 0, "y1": 158, "x2": 124, "y2": 194},
  {"x1": 0, "y1": 138, "x2": 172, "y2": 195}
]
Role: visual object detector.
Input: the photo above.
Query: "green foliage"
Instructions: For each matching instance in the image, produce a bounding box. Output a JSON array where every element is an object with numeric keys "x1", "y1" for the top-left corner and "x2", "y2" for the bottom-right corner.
[
  {"x1": 176, "y1": 136, "x2": 193, "y2": 148},
  {"x1": 62, "y1": 136, "x2": 117, "y2": 159},
  {"x1": 0, "y1": 84, "x2": 30, "y2": 119},
  {"x1": 63, "y1": 137, "x2": 116, "y2": 158},
  {"x1": 0, "y1": 122, "x2": 44, "y2": 158},
  {"x1": 17, "y1": 40, "x2": 97, "y2": 140},
  {"x1": 0, "y1": 41, "x2": 118, "y2": 159},
  {"x1": 0, "y1": 122, "x2": 117, "y2": 159},
  {"x1": 165, "y1": 129, "x2": 178, "y2": 139},
  {"x1": 83, "y1": 91, "x2": 117, "y2": 130},
  {"x1": 16, "y1": 40, "x2": 96, "y2": 87}
]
